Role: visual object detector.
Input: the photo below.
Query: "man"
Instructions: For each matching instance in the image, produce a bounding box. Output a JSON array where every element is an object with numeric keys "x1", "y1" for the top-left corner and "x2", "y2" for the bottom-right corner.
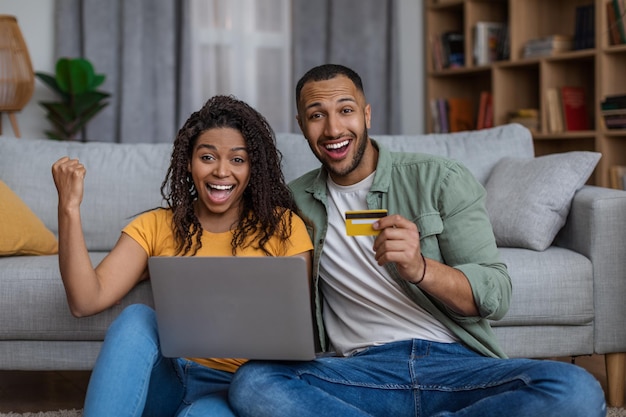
[{"x1": 229, "y1": 64, "x2": 606, "y2": 417}]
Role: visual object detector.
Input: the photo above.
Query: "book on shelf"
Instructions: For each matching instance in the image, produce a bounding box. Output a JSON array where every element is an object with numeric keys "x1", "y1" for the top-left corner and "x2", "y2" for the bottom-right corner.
[
  {"x1": 602, "y1": 109, "x2": 626, "y2": 129},
  {"x1": 573, "y1": 5, "x2": 585, "y2": 49},
  {"x1": 442, "y1": 31, "x2": 465, "y2": 69},
  {"x1": 523, "y1": 35, "x2": 573, "y2": 58},
  {"x1": 602, "y1": 109, "x2": 626, "y2": 118},
  {"x1": 476, "y1": 91, "x2": 493, "y2": 130},
  {"x1": 607, "y1": 1, "x2": 624, "y2": 45},
  {"x1": 586, "y1": 3, "x2": 596, "y2": 48},
  {"x1": 437, "y1": 98, "x2": 449, "y2": 133},
  {"x1": 430, "y1": 35, "x2": 445, "y2": 71},
  {"x1": 429, "y1": 99, "x2": 441, "y2": 133},
  {"x1": 609, "y1": 165, "x2": 626, "y2": 189},
  {"x1": 611, "y1": 0, "x2": 626, "y2": 44},
  {"x1": 546, "y1": 88, "x2": 565, "y2": 133},
  {"x1": 447, "y1": 98, "x2": 474, "y2": 133},
  {"x1": 507, "y1": 108, "x2": 540, "y2": 132},
  {"x1": 473, "y1": 22, "x2": 507, "y2": 66},
  {"x1": 601, "y1": 93, "x2": 626, "y2": 109},
  {"x1": 601, "y1": 108, "x2": 626, "y2": 116},
  {"x1": 483, "y1": 93, "x2": 494, "y2": 129},
  {"x1": 603, "y1": 115, "x2": 626, "y2": 129},
  {"x1": 560, "y1": 86, "x2": 589, "y2": 131},
  {"x1": 499, "y1": 27, "x2": 510, "y2": 61},
  {"x1": 573, "y1": 4, "x2": 595, "y2": 50}
]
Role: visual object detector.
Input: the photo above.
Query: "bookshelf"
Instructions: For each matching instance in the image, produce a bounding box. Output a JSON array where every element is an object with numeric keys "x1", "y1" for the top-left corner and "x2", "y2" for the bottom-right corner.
[{"x1": 424, "y1": 0, "x2": 626, "y2": 188}]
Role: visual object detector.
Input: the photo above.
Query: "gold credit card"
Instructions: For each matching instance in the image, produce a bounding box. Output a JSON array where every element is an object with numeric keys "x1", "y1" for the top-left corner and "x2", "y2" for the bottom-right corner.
[{"x1": 345, "y1": 210, "x2": 388, "y2": 236}]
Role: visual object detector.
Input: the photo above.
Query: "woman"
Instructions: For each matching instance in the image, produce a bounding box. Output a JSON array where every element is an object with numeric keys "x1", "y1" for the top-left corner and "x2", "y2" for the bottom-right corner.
[{"x1": 52, "y1": 95, "x2": 313, "y2": 417}]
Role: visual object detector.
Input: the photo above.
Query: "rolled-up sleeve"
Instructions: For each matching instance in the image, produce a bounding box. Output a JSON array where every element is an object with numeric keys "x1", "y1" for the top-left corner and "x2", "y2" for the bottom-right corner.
[{"x1": 435, "y1": 162, "x2": 511, "y2": 322}]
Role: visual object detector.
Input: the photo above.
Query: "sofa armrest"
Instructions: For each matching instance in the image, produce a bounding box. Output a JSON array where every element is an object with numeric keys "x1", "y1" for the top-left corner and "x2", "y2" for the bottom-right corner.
[{"x1": 555, "y1": 185, "x2": 626, "y2": 354}]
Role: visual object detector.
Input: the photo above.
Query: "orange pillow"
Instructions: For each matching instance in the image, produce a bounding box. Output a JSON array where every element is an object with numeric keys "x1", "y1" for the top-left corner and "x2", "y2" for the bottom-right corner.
[{"x1": 0, "y1": 180, "x2": 58, "y2": 256}]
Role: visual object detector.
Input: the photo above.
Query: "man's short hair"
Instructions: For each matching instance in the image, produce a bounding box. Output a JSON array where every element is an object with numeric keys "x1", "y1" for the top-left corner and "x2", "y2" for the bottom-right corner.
[{"x1": 295, "y1": 64, "x2": 365, "y2": 106}]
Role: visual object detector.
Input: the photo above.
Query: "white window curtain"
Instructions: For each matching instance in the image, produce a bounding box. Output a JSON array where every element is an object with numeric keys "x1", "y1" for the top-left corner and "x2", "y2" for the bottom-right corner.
[{"x1": 189, "y1": 0, "x2": 292, "y2": 133}]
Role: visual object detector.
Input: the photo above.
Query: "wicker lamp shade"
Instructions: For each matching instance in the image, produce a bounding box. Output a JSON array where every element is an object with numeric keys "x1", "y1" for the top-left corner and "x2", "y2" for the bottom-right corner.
[{"x1": 0, "y1": 15, "x2": 34, "y2": 137}]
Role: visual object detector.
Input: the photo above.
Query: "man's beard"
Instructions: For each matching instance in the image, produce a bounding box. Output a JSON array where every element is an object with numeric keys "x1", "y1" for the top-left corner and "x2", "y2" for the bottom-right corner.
[{"x1": 323, "y1": 125, "x2": 368, "y2": 178}]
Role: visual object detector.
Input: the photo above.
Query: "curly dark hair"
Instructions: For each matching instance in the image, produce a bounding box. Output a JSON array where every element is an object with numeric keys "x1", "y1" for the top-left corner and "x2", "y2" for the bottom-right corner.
[{"x1": 160, "y1": 95, "x2": 298, "y2": 256}]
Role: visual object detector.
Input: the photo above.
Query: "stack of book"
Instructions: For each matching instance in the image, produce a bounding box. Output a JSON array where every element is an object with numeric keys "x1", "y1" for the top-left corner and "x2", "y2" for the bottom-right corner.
[
  {"x1": 507, "y1": 109, "x2": 539, "y2": 132},
  {"x1": 601, "y1": 94, "x2": 626, "y2": 129},
  {"x1": 523, "y1": 35, "x2": 573, "y2": 58}
]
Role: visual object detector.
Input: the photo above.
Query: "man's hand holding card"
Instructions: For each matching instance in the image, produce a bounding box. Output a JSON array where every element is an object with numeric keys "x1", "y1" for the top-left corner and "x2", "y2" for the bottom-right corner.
[{"x1": 345, "y1": 209, "x2": 388, "y2": 236}]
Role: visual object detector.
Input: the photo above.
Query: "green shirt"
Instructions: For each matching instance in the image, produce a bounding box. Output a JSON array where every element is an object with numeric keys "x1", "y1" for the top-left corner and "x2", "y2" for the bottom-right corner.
[{"x1": 289, "y1": 140, "x2": 511, "y2": 358}]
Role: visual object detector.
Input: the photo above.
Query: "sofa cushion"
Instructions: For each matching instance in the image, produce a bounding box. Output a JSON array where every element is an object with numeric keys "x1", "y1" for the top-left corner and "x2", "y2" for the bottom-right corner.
[
  {"x1": 0, "y1": 180, "x2": 58, "y2": 256},
  {"x1": 485, "y1": 151, "x2": 601, "y2": 251},
  {"x1": 0, "y1": 137, "x2": 172, "y2": 251},
  {"x1": 492, "y1": 247, "x2": 594, "y2": 327},
  {"x1": 0, "y1": 253, "x2": 154, "y2": 340}
]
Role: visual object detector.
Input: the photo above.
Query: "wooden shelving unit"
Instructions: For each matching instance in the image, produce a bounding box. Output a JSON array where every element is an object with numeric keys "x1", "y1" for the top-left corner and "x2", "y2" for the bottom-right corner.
[{"x1": 424, "y1": 0, "x2": 626, "y2": 187}]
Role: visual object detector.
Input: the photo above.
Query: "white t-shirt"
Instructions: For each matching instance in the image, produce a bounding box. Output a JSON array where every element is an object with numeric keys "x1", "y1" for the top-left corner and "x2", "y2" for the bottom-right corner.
[{"x1": 320, "y1": 172, "x2": 457, "y2": 356}]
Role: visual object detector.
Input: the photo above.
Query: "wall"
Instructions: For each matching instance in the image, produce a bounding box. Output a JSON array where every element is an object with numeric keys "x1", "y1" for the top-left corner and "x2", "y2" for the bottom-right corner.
[
  {"x1": 0, "y1": 0, "x2": 424, "y2": 139},
  {"x1": 0, "y1": 0, "x2": 55, "y2": 139}
]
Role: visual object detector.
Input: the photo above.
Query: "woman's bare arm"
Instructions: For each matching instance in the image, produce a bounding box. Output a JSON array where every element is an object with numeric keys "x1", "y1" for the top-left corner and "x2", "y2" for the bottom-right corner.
[{"x1": 53, "y1": 157, "x2": 148, "y2": 317}]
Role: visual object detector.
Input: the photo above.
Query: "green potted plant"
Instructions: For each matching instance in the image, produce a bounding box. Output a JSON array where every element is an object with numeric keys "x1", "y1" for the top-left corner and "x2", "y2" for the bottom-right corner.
[{"x1": 35, "y1": 57, "x2": 110, "y2": 141}]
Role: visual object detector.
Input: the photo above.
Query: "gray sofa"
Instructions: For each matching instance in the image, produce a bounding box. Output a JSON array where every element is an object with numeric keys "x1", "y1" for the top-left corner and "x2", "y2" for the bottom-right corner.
[{"x1": 1, "y1": 124, "x2": 626, "y2": 405}]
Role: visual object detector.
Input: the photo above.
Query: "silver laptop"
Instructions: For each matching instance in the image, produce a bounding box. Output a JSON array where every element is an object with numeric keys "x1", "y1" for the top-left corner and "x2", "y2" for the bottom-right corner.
[{"x1": 148, "y1": 256, "x2": 317, "y2": 361}]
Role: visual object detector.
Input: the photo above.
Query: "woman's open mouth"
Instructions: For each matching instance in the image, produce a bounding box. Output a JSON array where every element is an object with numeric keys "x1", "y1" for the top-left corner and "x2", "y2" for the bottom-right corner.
[{"x1": 206, "y1": 183, "x2": 234, "y2": 203}]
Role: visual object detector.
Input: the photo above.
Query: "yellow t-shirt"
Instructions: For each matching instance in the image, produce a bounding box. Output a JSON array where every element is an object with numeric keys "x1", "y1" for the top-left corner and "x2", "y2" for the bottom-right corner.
[{"x1": 123, "y1": 208, "x2": 313, "y2": 372}]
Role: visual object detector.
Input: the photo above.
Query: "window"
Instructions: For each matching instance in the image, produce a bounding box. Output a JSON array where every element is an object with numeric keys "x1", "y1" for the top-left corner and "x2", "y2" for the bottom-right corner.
[{"x1": 189, "y1": 0, "x2": 292, "y2": 132}]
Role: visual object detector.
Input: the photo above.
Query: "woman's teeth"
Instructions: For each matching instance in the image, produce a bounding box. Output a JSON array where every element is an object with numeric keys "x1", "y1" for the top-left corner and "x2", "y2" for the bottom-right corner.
[{"x1": 209, "y1": 184, "x2": 233, "y2": 190}]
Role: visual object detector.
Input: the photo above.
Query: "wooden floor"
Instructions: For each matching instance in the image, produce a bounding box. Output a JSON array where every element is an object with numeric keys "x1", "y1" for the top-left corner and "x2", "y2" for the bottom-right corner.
[
  {"x1": 0, "y1": 370, "x2": 90, "y2": 413},
  {"x1": 0, "y1": 355, "x2": 623, "y2": 413}
]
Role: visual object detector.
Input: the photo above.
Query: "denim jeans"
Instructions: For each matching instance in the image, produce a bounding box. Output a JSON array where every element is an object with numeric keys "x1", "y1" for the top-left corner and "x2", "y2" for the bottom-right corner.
[
  {"x1": 83, "y1": 304, "x2": 236, "y2": 417},
  {"x1": 229, "y1": 339, "x2": 606, "y2": 417}
]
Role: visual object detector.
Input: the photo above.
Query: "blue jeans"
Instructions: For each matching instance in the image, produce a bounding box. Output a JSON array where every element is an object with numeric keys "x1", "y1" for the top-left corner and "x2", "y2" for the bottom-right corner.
[
  {"x1": 229, "y1": 339, "x2": 606, "y2": 417},
  {"x1": 83, "y1": 304, "x2": 236, "y2": 417}
]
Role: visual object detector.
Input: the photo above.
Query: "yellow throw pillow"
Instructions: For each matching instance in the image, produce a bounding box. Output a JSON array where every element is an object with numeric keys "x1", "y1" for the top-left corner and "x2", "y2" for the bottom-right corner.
[{"x1": 0, "y1": 180, "x2": 58, "y2": 256}]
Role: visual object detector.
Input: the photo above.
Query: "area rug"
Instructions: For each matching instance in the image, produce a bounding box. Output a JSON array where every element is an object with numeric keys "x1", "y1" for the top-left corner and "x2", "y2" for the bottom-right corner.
[
  {"x1": 0, "y1": 411, "x2": 81, "y2": 417},
  {"x1": 1, "y1": 409, "x2": 626, "y2": 417}
]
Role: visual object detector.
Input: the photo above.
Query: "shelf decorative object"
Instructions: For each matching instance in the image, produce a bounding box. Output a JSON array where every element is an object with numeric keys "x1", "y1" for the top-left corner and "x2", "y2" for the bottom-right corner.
[{"x1": 0, "y1": 15, "x2": 35, "y2": 138}]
